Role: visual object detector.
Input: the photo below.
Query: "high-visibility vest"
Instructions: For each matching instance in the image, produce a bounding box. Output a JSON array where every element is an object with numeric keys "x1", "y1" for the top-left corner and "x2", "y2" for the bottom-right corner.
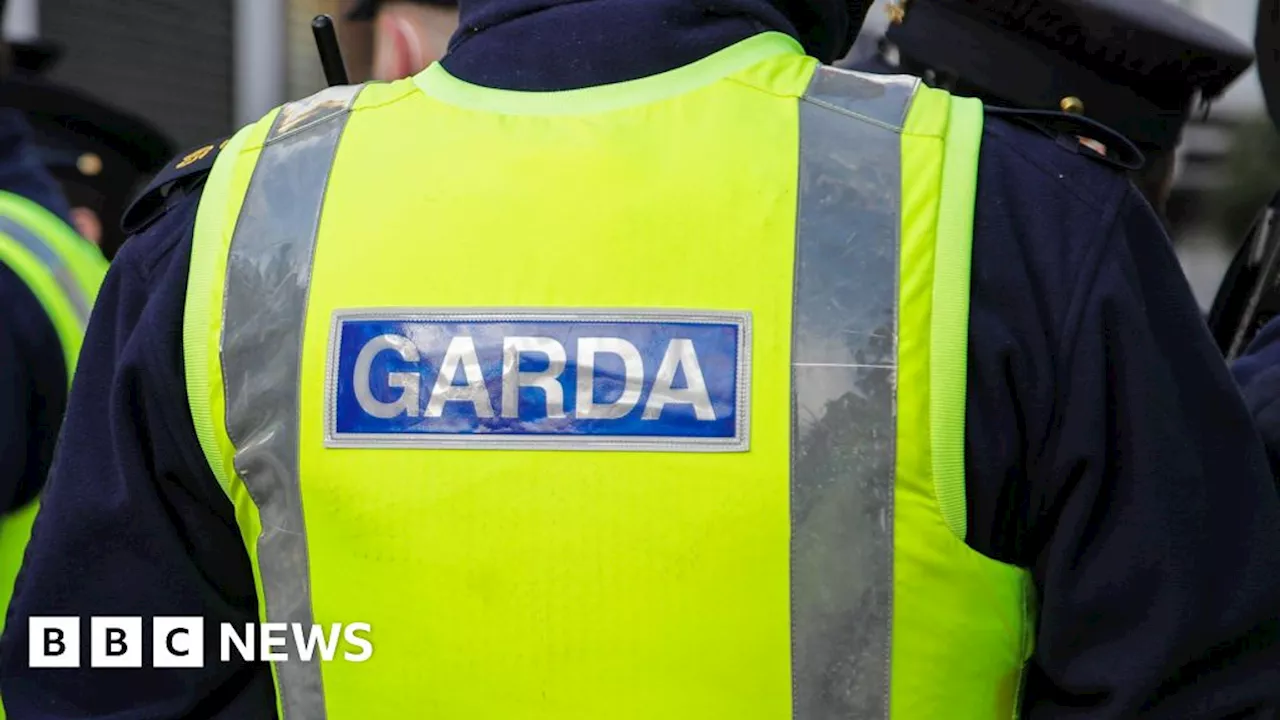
[
  {"x1": 0, "y1": 190, "x2": 107, "y2": 663},
  {"x1": 186, "y1": 32, "x2": 1034, "y2": 719}
]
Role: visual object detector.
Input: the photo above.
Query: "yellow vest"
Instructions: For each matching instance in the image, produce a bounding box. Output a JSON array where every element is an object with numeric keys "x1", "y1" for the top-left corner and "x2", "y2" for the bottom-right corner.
[
  {"x1": 0, "y1": 190, "x2": 107, "y2": 698},
  {"x1": 186, "y1": 33, "x2": 1034, "y2": 719}
]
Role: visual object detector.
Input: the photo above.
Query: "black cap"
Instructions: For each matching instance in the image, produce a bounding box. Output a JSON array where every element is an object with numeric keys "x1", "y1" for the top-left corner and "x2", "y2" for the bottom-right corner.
[
  {"x1": 9, "y1": 39, "x2": 62, "y2": 74},
  {"x1": 1258, "y1": 0, "x2": 1280, "y2": 129},
  {"x1": 0, "y1": 70, "x2": 176, "y2": 255},
  {"x1": 883, "y1": 0, "x2": 1254, "y2": 154},
  {"x1": 346, "y1": 0, "x2": 457, "y2": 21}
]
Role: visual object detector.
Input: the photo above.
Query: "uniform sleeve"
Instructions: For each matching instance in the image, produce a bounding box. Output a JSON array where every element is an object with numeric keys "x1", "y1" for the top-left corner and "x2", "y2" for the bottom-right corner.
[
  {"x1": 0, "y1": 265, "x2": 66, "y2": 514},
  {"x1": 0, "y1": 192, "x2": 276, "y2": 719},
  {"x1": 1232, "y1": 318, "x2": 1280, "y2": 479},
  {"x1": 0, "y1": 274, "x2": 36, "y2": 513},
  {"x1": 1019, "y1": 187, "x2": 1280, "y2": 717}
]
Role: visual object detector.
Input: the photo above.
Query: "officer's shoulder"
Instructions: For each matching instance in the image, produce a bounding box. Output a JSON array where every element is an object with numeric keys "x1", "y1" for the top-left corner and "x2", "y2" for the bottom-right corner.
[
  {"x1": 979, "y1": 107, "x2": 1138, "y2": 205},
  {"x1": 984, "y1": 106, "x2": 1144, "y2": 170},
  {"x1": 121, "y1": 137, "x2": 229, "y2": 236}
]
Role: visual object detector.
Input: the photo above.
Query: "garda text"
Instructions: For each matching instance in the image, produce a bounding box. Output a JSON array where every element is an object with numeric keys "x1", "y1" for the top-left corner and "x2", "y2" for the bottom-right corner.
[{"x1": 327, "y1": 311, "x2": 750, "y2": 450}]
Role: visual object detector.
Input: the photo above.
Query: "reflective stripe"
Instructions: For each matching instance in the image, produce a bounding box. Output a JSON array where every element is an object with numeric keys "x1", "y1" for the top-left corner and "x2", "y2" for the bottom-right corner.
[
  {"x1": 791, "y1": 66, "x2": 916, "y2": 719},
  {"x1": 220, "y1": 83, "x2": 364, "y2": 720},
  {"x1": 0, "y1": 216, "x2": 92, "y2": 325}
]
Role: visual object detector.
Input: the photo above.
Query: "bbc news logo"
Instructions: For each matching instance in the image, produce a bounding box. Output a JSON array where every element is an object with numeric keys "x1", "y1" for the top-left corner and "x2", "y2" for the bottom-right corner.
[{"x1": 28, "y1": 617, "x2": 373, "y2": 668}]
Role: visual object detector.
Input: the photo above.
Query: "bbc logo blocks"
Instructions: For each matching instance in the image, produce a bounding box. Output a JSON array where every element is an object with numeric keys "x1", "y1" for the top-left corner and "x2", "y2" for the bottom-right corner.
[
  {"x1": 27, "y1": 617, "x2": 372, "y2": 667},
  {"x1": 29, "y1": 617, "x2": 203, "y2": 668},
  {"x1": 28, "y1": 617, "x2": 79, "y2": 668},
  {"x1": 154, "y1": 617, "x2": 204, "y2": 667},
  {"x1": 91, "y1": 617, "x2": 142, "y2": 667}
]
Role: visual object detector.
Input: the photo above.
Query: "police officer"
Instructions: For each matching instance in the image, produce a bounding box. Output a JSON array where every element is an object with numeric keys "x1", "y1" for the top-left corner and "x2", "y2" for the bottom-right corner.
[
  {"x1": 1217, "y1": 0, "x2": 1280, "y2": 481},
  {"x1": 0, "y1": 0, "x2": 109, "y2": 689},
  {"x1": 347, "y1": 0, "x2": 459, "y2": 81},
  {"x1": 4, "y1": 0, "x2": 1279, "y2": 717},
  {"x1": 1, "y1": 39, "x2": 176, "y2": 258},
  {"x1": 849, "y1": 0, "x2": 1254, "y2": 218}
]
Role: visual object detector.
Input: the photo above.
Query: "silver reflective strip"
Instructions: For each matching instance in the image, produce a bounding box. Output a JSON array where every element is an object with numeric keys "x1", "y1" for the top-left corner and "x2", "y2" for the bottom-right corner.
[
  {"x1": 791, "y1": 66, "x2": 916, "y2": 719},
  {"x1": 803, "y1": 66, "x2": 918, "y2": 130},
  {"x1": 0, "y1": 216, "x2": 92, "y2": 325},
  {"x1": 220, "y1": 83, "x2": 364, "y2": 720}
]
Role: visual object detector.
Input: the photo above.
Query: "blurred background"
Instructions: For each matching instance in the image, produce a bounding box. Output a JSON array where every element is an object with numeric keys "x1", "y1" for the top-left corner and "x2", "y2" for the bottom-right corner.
[{"x1": 9, "y1": 0, "x2": 1279, "y2": 307}]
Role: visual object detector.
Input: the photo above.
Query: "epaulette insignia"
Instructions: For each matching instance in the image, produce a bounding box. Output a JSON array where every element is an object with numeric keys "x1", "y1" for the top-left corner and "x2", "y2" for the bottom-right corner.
[
  {"x1": 122, "y1": 137, "x2": 230, "y2": 235},
  {"x1": 985, "y1": 106, "x2": 1147, "y2": 172},
  {"x1": 173, "y1": 140, "x2": 222, "y2": 170}
]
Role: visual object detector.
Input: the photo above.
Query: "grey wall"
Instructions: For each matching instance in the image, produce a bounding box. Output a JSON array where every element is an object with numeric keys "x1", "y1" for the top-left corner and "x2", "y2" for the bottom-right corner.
[{"x1": 41, "y1": 0, "x2": 235, "y2": 148}]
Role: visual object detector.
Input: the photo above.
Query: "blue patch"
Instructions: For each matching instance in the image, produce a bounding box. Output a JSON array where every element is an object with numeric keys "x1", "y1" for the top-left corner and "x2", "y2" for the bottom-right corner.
[{"x1": 325, "y1": 311, "x2": 750, "y2": 451}]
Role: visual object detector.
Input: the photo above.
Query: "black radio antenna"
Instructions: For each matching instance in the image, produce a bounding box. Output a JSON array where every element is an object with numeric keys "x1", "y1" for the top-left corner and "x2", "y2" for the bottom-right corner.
[{"x1": 312, "y1": 14, "x2": 349, "y2": 87}]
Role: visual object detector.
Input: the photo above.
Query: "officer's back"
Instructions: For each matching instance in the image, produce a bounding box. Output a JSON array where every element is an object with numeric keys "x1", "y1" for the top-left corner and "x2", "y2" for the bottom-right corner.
[{"x1": 2, "y1": 0, "x2": 1278, "y2": 717}]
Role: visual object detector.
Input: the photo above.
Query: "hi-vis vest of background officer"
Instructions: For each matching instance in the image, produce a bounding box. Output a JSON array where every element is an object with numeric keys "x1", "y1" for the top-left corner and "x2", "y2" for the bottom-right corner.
[
  {"x1": 186, "y1": 32, "x2": 1035, "y2": 720},
  {"x1": 0, "y1": 192, "x2": 107, "y2": 647}
]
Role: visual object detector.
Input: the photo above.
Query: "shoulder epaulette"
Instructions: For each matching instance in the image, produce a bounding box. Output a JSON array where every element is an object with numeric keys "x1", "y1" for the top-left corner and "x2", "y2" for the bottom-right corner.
[
  {"x1": 121, "y1": 137, "x2": 230, "y2": 235},
  {"x1": 984, "y1": 106, "x2": 1147, "y2": 172}
]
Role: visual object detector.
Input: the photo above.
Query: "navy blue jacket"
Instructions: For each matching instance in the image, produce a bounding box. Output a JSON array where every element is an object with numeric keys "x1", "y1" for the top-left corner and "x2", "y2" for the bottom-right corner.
[
  {"x1": 4, "y1": 2, "x2": 1280, "y2": 718},
  {"x1": 1234, "y1": 320, "x2": 1280, "y2": 479},
  {"x1": 0, "y1": 108, "x2": 76, "y2": 516}
]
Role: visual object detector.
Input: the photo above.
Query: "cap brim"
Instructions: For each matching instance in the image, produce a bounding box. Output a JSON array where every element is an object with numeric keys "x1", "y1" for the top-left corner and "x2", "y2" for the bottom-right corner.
[
  {"x1": 0, "y1": 77, "x2": 177, "y2": 172},
  {"x1": 10, "y1": 39, "x2": 64, "y2": 74},
  {"x1": 1259, "y1": 0, "x2": 1280, "y2": 129}
]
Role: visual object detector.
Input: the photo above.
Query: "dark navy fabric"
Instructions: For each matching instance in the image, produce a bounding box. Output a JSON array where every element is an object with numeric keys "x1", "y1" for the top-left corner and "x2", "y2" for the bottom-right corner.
[
  {"x1": 446, "y1": 0, "x2": 860, "y2": 77},
  {"x1": 4, "y1": 1, "x2": 1280, "y2": 717},
  {"x1": 1234, "y1": 318, "x2": 1280, "y2": 480},
  {"x1": 0, "y1": 107, "x2": 76, "y2": 516}
]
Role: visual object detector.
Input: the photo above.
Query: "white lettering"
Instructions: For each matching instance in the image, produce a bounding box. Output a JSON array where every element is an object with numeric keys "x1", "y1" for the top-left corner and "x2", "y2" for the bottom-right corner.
[
  {"x1": 575, "y1": 338, "x2": 644, "y2": 419},
  {"x1": 501, "y1": 337, "x2": 567, "y2": 419},
  {"x1": 260, "y1": 622, "x2": 290, "y2": 662},
  {"x1": 343, "y1": 622, "x2": 374, "y2": 662},
  {"x1": 221, "y1": 623, "x2": 255, "y2": 662},
  {"x1": 292, "y1": 623, "x2": 343, "y2": 662},
  {"x1": 426, "y1": 336, "x2": 496, "y2": 418},
  {"x1": 354, "y1": 334, "x2": 421, "y2": 418},
  {"x1": 643, "y1": 339, "x2": 716, "y2": 421}
]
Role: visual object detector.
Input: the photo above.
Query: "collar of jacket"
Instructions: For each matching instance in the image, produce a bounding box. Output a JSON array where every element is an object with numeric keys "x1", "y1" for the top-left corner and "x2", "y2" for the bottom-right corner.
[{"x1": 443, "y1": 0, "x2": 843, "y2": 91}]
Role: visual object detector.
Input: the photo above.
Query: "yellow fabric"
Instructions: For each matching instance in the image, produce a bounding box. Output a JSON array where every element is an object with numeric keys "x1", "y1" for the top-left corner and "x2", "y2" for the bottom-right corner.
[
  {"x1": 184, "y1": 108, "x2": 282, "y2": 716},
  {"x1": 318, "y1": 54, "x2": 811, "y2": 720},
  {"x1": 186, "y1": 117, "x2": 274, "y2": 499},
  {"x1": 0, "y1": 233, "x2": 83, "y2": 372},
  {"x1": 932, "y1": 95, "x2": 983, "y2": 540},
  {"x1": 188, "y1": 37, "x2": 1034, "y2": 720},
  {"x1": 0, "y1": 191, "x2": 105, "y2": 371},
  {"x1": 0, "y1": 196, "x2": 106, "y2": 720},
  {"x1": 416, "y1": 31, "x2": 805, "y2": 115},
  {"x1": 893, "y1": 87, "x2": 1033, "y2": 718},
  {"x1": 0, "y1": 497, "x2": 39, "y2": 665},
  {"x1": 0, "y1": 192, "x2": 107, "y2": 311}
]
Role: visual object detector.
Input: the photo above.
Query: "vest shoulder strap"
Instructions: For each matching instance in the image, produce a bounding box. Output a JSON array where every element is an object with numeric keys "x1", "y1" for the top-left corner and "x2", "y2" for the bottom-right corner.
[
  {"x1": 803, "y1": 64, "x2": 920, "y2": 131},
  {"x1": 0, "y1": 191, "x2": 108, "y2": 376}
]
